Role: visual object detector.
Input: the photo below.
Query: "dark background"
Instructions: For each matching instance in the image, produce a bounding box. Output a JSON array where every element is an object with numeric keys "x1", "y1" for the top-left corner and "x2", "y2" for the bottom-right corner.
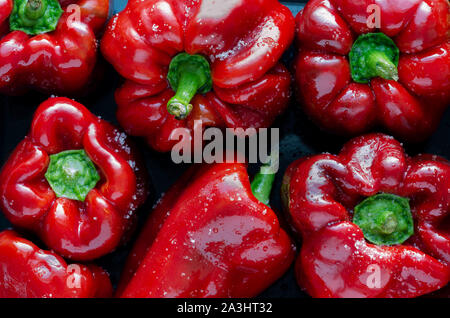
[{"x1": 0, "y1": 1, "x2": 449, "y2": 298}]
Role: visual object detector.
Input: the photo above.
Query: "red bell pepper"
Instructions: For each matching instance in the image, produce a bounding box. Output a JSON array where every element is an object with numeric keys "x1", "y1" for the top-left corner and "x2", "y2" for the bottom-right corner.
[
  {"x1": 0, "y1": 97, "x2": 148, "y2": 261},
  {"x1": 101, "y1": 0, "x2": 294, "y2": 153},
  {"x1": 0, "y1": 230, "x2": 112, "y2": 298},
  {"x1": 0, "y1": 0, "x2": 109, "y2": 95},
  {"x1": 282, "y1": 133, "x2": 450, "y2": 298},
  {"x1": 294, "y1": 0, "x2": 450, "y2": 141},
  {"x1": 116, "y1": 162, "x2": 294, "y2": 298}
]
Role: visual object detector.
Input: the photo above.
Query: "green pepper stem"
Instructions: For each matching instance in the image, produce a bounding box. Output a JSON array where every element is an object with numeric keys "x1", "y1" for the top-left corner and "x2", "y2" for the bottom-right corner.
[
  {"x1": 10, "y1": 0, "x2": 63, "y2": 35},
  {"x1": 45, "y1": 150, "x2": 100, "y2": 202},
  {"x1": 167, "y1": 71, "x2": 200, "y2": 120},
  {"x1": 167, "y1": 53, "x2": 212, "y2": 120},
  {"x1": 24, "y1": 0, "x2": 46, "y2": 20},
  {"x1": 367, "y1": 51, "x2": 399, "y2": 81},
  {"x1": 251, "y1": 164, "x2": 276, "y2": 206},
  {"x1": 349, "y1": 33, "x2": 399, "y2": 83},
  {"x1": 376, "y1": 211, "x2": 398, "y2": 235},
  {"x1": 353, "y1": 193, "x2": 414, "y2": 246}
]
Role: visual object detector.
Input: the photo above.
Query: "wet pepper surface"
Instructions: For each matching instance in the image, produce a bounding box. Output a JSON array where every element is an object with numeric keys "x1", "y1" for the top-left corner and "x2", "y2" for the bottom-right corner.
[{"x1": 0, "y1": 1, "x2": 449, "y2": 298}]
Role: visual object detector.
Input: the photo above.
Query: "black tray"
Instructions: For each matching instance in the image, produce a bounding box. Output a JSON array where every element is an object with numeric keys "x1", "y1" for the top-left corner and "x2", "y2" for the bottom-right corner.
[{"x1": 0, "y1": 0, "x2": 449, "y2": 298}]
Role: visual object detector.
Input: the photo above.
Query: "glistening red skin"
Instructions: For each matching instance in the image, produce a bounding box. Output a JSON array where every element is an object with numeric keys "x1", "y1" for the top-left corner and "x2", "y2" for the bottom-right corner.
[
  {"x1": 116, "y1": 163, "x2": 295, "y2": 298},
  {"x1": 101, "y1": 0, "x2": 294, "y2": 153},
  {"x1": 0, "y1": 230, "x2": 112, "y2": 298},
  {"x1": 0, "y1": 97, "x2": 148, "y2": 261},
  {"x1": 294, "y1": 0, "x2": 450, "y2": 141},
  {"x1": 0, "y1": 0, "x2": 109, "y2": 95},
  {"x1": 282, "y1": 134, "x2": 450, "y2": 298}
]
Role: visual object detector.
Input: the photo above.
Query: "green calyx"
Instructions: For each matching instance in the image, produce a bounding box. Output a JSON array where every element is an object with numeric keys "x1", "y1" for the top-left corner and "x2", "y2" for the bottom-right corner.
[
  {"x1": 45, "y1": 150, "x2": 100, "y2": 202},
  {"x1": 353, "y1": 193, "x2": 414, "y2": 246},
  {"x1": 167, "y1": 53, "x2": 212, "y2": 120},
  {"x1": 349, "y1": 33, "x2": 399, "y2": 83},
  {"x1": 9, "y1": 0, "x2": 63, "y2": 35}
]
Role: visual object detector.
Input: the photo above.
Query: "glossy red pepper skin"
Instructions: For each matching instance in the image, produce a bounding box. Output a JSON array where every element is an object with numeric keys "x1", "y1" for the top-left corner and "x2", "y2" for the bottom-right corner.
[
  {"x1": 101, "y1": 0, "x2": 294, "y2": 153},
  {"x1": 0, "y1": 97, "x2": 148, "y2": 261},
  {"x1": 0, "y1": 230, "x2": 112, "y2": 298},
  {"x1": 0, "y1": 0, "x2": 109, "y2": 95},
  {"x1": 294, "y1": 0, "x2": 450, "y2": 141},
  {"x1": 116, "y1": 163, "x2": 295, "y2": 298},
  {"x1": 282, "y1": 134, "x2": 450, "y2": 298}
]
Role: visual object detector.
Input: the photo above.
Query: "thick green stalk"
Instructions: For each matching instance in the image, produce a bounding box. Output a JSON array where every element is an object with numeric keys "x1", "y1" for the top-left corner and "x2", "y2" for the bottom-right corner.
[
  {"x1": 251, "y1": 164, "x2": 276, "y2": 207},
  {"x1": 10, "y1": 0, "x2": 63, "y2": 35},
  {"x1": 167, "y1": 53, "x2": 212, "y2": 120},
  {"x1": 349, "y1": 33, "x2": 399, "y2": 83}
]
